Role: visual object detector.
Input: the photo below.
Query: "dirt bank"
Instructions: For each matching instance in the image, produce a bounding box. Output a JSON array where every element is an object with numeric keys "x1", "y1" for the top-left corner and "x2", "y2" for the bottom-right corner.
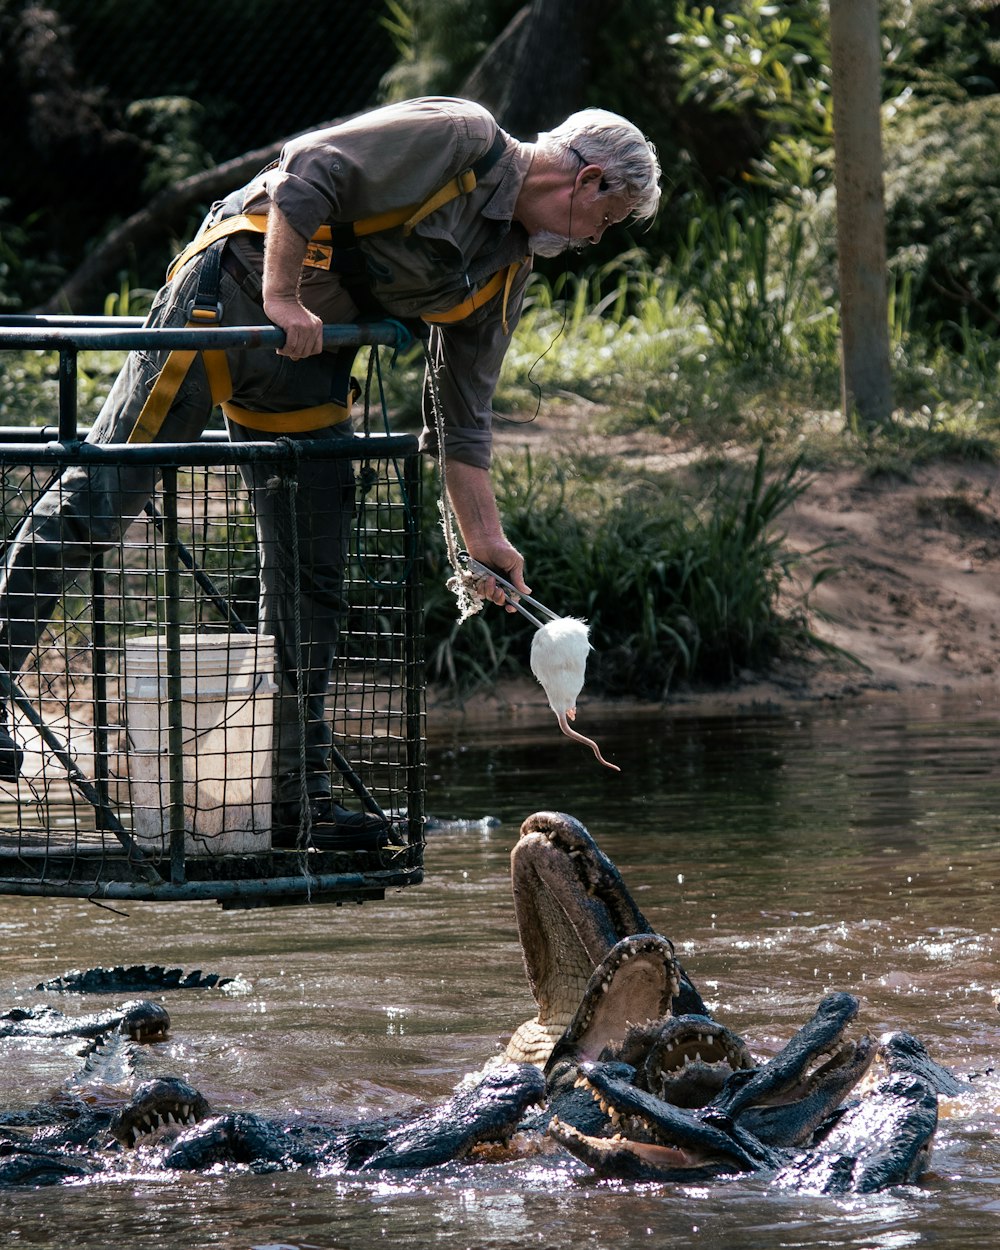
[{"x1": 429, "y1": 414, "x2": 1000, "y2": 731}]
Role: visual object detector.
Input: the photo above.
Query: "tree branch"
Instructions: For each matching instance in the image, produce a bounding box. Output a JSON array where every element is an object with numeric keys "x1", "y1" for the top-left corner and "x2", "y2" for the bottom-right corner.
[{"x1": 35, "y1": 118, "x2": 349, "y2": 314}]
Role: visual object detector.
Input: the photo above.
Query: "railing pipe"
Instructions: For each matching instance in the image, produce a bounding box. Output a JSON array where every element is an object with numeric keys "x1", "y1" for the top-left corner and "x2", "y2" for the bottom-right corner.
[{"x1": 0, "y1": 322, "x2": 412, "y2": 353}]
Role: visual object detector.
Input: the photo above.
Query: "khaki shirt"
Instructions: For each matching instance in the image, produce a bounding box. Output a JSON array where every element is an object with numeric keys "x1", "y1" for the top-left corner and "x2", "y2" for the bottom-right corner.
[{"x1": 236, "y1": 97, "x2": 534, "y2": 469}]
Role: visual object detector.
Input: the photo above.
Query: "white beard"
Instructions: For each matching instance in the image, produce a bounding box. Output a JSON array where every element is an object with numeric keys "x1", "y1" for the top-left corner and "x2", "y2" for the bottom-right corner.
[{"x1": 528, "y1": 231, "x2": 579, "y2": 258}]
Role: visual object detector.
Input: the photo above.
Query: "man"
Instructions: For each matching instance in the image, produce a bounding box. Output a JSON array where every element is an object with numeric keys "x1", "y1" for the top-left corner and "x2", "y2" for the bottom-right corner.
[{"x1": 0, "y1": 96, "x2": 660, "y2": 847}]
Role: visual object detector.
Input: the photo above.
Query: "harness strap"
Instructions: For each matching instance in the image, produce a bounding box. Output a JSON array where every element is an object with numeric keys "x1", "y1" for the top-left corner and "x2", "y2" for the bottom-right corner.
[
  {"x1": 129, "y1": 239, "x2": 235, "y2": 444},
  {"x1": 131, "y1": 131, "x2": 513, "y2": 444},
  {"x1": 222, "y1": 399, "x2": 352, "y2": 433},
  {"x1": 423, "y1": 258, "x2": 528, "y2": 336},
  {"x1": 127, "y1": 347, "x2": 234, "y2": 444}
]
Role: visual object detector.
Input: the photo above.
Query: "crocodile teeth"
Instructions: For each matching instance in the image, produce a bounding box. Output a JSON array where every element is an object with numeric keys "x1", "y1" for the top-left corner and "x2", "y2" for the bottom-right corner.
[{"x1": 180, "y1": 1104, "x2": 190, "y2": 1119}]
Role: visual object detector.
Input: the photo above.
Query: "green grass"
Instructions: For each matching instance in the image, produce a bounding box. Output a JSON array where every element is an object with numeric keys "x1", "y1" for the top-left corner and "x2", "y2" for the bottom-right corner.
[{"x1": 421, "y1": 446, "x2": 834, "y2": 698}]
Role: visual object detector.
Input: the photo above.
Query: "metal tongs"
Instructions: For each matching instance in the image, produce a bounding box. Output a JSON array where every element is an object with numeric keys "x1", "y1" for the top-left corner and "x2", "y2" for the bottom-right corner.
[{"x1": 458, "y1": 553, "x2": 559, "y2": 630}]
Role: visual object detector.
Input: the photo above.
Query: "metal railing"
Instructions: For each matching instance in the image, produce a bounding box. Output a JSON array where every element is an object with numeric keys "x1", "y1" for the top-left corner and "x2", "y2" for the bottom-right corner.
[{"x1": 0, "y1": 317, "x2": 426, "y2": 907}]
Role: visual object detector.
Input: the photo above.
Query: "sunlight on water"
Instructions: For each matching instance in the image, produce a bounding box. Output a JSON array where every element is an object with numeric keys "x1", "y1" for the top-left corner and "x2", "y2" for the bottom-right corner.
[{"x1": 0, "y1": 692, "x2": 999, "y2": 1247}]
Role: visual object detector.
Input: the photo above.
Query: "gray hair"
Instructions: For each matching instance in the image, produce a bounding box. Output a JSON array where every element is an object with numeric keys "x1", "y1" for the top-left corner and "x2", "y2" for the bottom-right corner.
[{"x1": 537, "y1": 108, "x2": 661, "y2": 223}]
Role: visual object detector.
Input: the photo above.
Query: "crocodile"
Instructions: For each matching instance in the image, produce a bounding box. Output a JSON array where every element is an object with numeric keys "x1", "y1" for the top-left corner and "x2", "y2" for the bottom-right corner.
[
  {"x1": 615, "y1": 1013, "x2": 755, "y2": 1109},
  {"x1": 153, "y1": 926, "x2": 686, "y2": 1175},
  {"x1": 34, "y1": 966, "x2": 233, "y2": 993},
  {"x1": 0, "y1": 998, "x2": 170, "y2": 1041},
  {"x1": 0, "y1": 816, "x2": 960, "y2": 1196},
  {"x1": 505, "y1": 811, "x2": 706, "y2": 1066},
  {"x1": 772, "y1": 1073, "x2": 939, "y2": 1193},
  {"x1": 549, "y1": 1058, "x2": 939, "y2": 1193},
  {"x1": 0, "y1": 1001, "x2": 199, "y2": 1145},
  {"x1": 878, "y1": 1031, "x2": 970, "y2": 1096},
  {"x1": 549, "y1": 1061, "x2": 782, "y2": 1181},
  {"x1": 707, "y1": 993, "x2": 878, "y2": 1147},
  {"x1": 0, "y1": 1075, "x2": 212, "y2": 1186},
  {"x1": 543, "y1": 992, "x2": 877, "y2": 1176},
  {"x1": 159, "y1": 1063, "x2": 546, "y2": 1174}
]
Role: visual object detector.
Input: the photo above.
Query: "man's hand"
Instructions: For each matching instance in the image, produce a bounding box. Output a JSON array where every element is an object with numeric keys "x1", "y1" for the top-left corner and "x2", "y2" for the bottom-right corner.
[
  {"x1": 262, "y1": 204, "x2": 324, "y2": 359},
  {"x1": 468, "y1": 538, "x2": 531, "y2": 612},
  {"x1": 264, "y1": 297, "x2": 324, "y2": 360}
]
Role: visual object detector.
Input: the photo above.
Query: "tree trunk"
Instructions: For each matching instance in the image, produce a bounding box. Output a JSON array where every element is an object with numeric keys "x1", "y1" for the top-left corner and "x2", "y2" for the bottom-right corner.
[{"x1": 829, "y1": 0, "x2": 893, "y2": 428}]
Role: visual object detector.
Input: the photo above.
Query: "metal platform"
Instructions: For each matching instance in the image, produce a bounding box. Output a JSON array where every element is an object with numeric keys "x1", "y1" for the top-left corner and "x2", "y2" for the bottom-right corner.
[{"x1": 0, "y1": 317, "x2": 426, "y2": 907}]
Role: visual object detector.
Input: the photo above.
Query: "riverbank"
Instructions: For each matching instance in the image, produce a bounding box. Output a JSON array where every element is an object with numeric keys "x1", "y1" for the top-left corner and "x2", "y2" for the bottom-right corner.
[{"x1": 427, "y1": 412, "x2": 1000, "y2": 733}]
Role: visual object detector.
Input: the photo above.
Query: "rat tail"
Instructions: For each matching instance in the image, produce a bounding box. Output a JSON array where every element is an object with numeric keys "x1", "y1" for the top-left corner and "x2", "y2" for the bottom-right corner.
[{"x1": 556, "y1": 714, "x2": 621, "y2": 772}]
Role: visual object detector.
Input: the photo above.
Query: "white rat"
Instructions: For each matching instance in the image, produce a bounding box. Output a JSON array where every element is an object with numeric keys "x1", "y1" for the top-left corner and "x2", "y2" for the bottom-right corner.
[{"x1": 529, "y1": 617, "x2": 620, "y2": 772}]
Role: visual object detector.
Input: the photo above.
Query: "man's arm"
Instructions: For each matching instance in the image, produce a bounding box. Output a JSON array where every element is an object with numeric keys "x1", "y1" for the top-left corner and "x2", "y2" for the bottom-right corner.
[
  {"x1": 262, "y1": 205, "x2": 324, "y2": 359},
  {"x1": 445, "y1": 459, "x2": 531, "y2": 610}
]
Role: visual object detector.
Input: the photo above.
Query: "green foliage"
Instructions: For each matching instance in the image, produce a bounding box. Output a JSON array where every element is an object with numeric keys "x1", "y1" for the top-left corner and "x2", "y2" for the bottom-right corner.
[
  {"x1": 672, "y1": 190, "x2": 822, "y2": 369},
  {"x1": 124, "y1": 97, "x2": 213, "y2": 196},
  {"x1": 0, "y1": 351, "x2": 58, "y2": 428},
  {"x1": 882, "y1": 0, "x2": 1000, "y2": 101},
  {"x1": 670, "y1": 0, "x2": 831, "y2": 132},
  {"x1": 668, "y1": 0, "x2": 833, "y2": 197},
  {"x1": 502, "y1": 194, "x2": 840, "y2": 419},
  {"x1": 378, "y1": 0, "x2": 520, "y2": 101},
  {"x1": 0, "y1": 202, "x2": 63, "y2": 310},
  {"x1": 881, "y1": 93, "x2": 1000, "y2": 336},
  {"x1": 422, "y1": 447, "x2": 824, "y2": 698}
]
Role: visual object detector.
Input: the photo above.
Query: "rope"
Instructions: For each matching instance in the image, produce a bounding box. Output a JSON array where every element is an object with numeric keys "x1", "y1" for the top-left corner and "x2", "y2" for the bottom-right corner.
[
  {"x1": 353, "y1": 345, "x2": 415, "y2": 589},
  {"x1": 276, "y1": 439, "x2": 312, "y2": 893},
  {"x1": 422, "y1": 340, "x2": 484, "y2": 623}
]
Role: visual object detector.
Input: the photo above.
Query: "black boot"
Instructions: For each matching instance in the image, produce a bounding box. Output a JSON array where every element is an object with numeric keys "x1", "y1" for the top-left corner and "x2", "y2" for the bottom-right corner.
[{"x1": 272, "y1": 797, "x2": 390, "y2": 852}]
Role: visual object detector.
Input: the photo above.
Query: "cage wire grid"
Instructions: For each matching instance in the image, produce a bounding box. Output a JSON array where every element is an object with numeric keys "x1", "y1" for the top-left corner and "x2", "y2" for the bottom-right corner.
[{"x1": 0, "y1": 412, "x2": 426, "y2": 907}]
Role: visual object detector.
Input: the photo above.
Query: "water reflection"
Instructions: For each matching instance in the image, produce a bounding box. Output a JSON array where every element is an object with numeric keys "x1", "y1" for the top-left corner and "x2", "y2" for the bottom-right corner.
[{"x1": 0, "y1": 691, "x2": 998, "y2": 1247}]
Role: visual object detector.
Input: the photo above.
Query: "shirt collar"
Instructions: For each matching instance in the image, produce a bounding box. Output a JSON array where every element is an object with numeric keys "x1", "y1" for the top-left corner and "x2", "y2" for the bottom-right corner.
[{"x1": 481, "y1": 136, "x2": 532, "y2": 225}]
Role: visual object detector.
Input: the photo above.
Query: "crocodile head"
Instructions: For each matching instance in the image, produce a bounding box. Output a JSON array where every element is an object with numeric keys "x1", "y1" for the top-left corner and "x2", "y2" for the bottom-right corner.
[
  {"x1": 109, "y1": 1077, "x2": 211, "y2": 1147},
  {"x1": 623, "y1": 1013, "x2": 755, "y2": 1108},
  {"x1": 544, "y1": 934, "x2": 682, "y2": 1075},
  {"x1": 548, "y1": 1061, "x2": 779, "y2": 1181},
  {"x1": 505, "y1": 811, "x2": 705, "y2": 1065},
  {"x1": 117, "y1": 999, "x2": 170, "y2": 1043},
  {"x1": 711, "y1": 993, "x2": 878, "y2": 1146}
]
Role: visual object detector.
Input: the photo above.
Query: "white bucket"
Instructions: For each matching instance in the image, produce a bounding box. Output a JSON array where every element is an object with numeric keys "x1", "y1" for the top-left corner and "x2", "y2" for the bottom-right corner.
[{"x1": 124, "y1": 633, "x2": 277, "y2": 855}]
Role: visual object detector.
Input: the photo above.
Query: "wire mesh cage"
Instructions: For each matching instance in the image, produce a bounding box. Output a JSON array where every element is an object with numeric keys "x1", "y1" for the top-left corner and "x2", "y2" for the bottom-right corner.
[{"x1": 0, "y1": 323, "x2": 425, "y2": 908}]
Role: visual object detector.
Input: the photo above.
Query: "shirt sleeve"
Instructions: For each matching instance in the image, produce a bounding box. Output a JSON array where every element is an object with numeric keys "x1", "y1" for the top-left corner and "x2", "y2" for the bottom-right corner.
[
  {"x1": 259, "y1": 100, "x2": 497, "y2": 242},
  {"x1": 418, "y1": 258, "x2": 532, "y2": 470}
]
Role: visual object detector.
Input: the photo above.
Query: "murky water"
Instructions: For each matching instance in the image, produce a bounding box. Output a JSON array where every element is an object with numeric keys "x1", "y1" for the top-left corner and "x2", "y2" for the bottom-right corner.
[{"x1": 1, "y1": 691, "x2": 999, "y2": 1248}]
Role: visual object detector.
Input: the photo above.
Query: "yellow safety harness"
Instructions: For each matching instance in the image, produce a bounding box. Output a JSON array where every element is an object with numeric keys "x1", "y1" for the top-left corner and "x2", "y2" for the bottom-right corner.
[{"x1": 128, "y1": 136, "x2": 526, "y2": 444}]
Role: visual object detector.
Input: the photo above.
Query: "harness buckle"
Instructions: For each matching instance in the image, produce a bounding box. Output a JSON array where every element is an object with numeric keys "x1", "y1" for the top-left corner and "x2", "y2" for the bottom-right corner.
[{"x1": 185, "y1": 298, "x2": 224, "y2": 324}]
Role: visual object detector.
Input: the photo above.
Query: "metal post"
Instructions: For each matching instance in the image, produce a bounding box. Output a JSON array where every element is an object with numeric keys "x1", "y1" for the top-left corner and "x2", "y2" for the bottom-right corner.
[
  {"x1": 91, "y1": 555, "x2": 110, "y2": 819},
  {"x1": 58, "y1": 349, "x2": 78, "y2": 441},
  {"x1": 829, "y1": 0, "x2": 894, "y2": 428},
  {"x1": 162, "y1": 468, "x2": 187, "y2": 885},
  {"x1": 403, "y1": 452, "x2": 425, "y2": 848}
]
